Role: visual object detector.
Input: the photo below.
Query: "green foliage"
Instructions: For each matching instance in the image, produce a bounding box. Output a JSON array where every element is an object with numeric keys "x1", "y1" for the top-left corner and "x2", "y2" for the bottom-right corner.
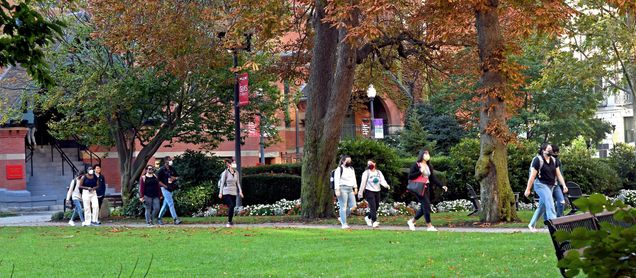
[
  {"x1": 241, "y1": 174, "x2": 302, "y2": 205},
  {"x1": 556, "y1": 194, "x2": 636, "y2": 277},
  {"x1": 413, "y1": 103, "x2": 466, "y2": 154},
  {"x1": 242, "y1": 163, "x2": 302, "y2": 176},
  {"x1": 506, "y1": 140, "x2": 538, "y2": 194},
  {"x1": 446, "y1": 138, "x2": 480, "y2": 200},
  {"x1": 123, "y1": 187, "x2": 144, "y2": 217},
  {"x1": 172, "y1": 151, "x2": 226, "y2": 190},
  {"x1": 173, "y1": 182, "x2": 217, "y2": 216},
  {"x1": 397, "y1": 110, "x2": 436, "y2": 157},
  {"x1": 608, "y1": 144, "x2": 636, "y2": 190},
  {"x1": 560, "y1": 152, "x2": 622, "y2": 195},
  {"x1": 0, "y1": 0, "x2": 64, "y2": 87},
  {"x1": 337, "y1": 138, "x2": 401, "y2": 199}
]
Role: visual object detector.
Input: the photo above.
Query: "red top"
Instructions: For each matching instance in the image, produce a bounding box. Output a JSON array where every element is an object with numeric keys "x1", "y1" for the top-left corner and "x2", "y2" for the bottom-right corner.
[{"x1": 411, "y1": 163, "x2": 429, "y2": 184}]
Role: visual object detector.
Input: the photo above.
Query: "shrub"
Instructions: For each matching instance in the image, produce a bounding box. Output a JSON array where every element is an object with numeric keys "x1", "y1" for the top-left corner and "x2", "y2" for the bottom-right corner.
[
  {"x1": 608, "y1": 143, "x2": 636, "y2": 190},
  {"x1": 507, "y1": 140, "x2": 538, "y2": 193},
  {"x1": 242, "y1": 163, "x2": 301, "y2": 176},
  {"x1": 446, "y1": 138, "x2": 480, "y2": 200},
  {"x1": 617, "y1": 189, "x2": 636, "y2": 207},
  {"x1": 560, "y1": 153, "x2": 622, "y2": 194},
  {"x1": 337, "y1": 138, "x2": 401, "y2": 201},
  {"x1": 173, "y1": 150, "x2": 226, "y2": 190},
  {"x1": 123, "y1": 187, "x2": 144, "y2": 217},
  {"x1": 435, "y1": 199, "x2": 473, "y2": 212},
  {"x1": 241, "y1": 174, "x2": 301, "y2": 205},
  {"x1": 556, "y1": 194, "x2": 636, "y2": 277},
  {"x1": 173, "y1": 181, "x2": 217, "y2": 216}
]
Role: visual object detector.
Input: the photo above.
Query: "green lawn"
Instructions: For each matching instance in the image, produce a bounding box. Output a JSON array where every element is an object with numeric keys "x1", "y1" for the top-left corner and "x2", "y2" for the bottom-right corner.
[
  {"x1": 0, "y1": 226, "x2": 560, "y2": 277},
  {"x1": 106, "y1": 210, "x2": 545, "y2": 228}
]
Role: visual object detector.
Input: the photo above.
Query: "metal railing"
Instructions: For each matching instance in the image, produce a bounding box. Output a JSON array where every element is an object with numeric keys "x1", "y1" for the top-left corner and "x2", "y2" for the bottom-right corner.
[
  {"x1": 25, "y1": 144, "x2": 34, "y2": 176},
  {"x1": 72, "y1": 135, "x2": 102, "y2": 167},
  {"x1": 49, "y1": 135, "x2": 79, "y2": 178}
]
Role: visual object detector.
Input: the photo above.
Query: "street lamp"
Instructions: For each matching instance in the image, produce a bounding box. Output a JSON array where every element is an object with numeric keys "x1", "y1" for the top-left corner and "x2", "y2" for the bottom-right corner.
[
  {"x1": 367, "y1": 84, "x2": 377, "y2": 139},
  {"x1": 218, "y1": 32, "x2": 251, "y2": 207}
]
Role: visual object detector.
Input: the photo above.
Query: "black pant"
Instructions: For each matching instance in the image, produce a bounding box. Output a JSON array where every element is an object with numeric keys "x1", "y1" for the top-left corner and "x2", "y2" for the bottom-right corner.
[
  {"x1": 98, "y1": 196, "x2": 105, "y2": 209},
  {"x1": 414, "y1": 189, "x2": 432, "y2": 223},
  {"x1": 365, "y1": 190, "x2": 381, "y2": 222},
  {"x1": 223, "y1": 195, "x2": 237, "y2": 224}
]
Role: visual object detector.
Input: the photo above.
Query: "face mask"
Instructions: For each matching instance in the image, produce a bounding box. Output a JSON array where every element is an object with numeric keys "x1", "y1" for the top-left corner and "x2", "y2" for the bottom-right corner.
[
  {"x1": 544, "y1": 151, "x2": 552, "y2": 157},
  {"x1": 168, "y1": 161, "x2": 173, "y2": 166},
  {"x1": 230, "y1": 163, "x2": 237, "y2": 169},
  {"x1": 345, "y1": 162, "x2": 352, "y2": 167},
  {"x1": 423, "y1": 154, "x2": 431, "y2": 161},
  {"x1": 368, "y1": 164, "x2": 375, "y2": 170},
  {"x1": 147, "y1": 169, "x2": 154, "y2": 174},
  {"x1": 88, "y1": 169, "x2": 94, "y2": 175}
]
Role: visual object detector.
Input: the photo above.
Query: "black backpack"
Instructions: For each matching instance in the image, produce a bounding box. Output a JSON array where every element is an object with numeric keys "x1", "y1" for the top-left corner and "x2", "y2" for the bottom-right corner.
[{"x1": 329, "y1": 166, "x2": 343, "y2": 190}]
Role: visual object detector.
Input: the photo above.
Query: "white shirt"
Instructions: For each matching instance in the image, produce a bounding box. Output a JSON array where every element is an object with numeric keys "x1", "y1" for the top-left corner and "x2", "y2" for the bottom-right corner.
[
  {"x1": 359, "y1": 170, "x2": 389, "y2": 192},
  {"x1": 334, "y1": 166, "x2": 357, "y2": 191}
]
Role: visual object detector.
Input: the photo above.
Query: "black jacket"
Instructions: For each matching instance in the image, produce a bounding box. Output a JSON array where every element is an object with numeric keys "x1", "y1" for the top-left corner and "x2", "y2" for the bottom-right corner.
[{"x1": 408, "y1": 162, "x2": 442, "y2": 187}]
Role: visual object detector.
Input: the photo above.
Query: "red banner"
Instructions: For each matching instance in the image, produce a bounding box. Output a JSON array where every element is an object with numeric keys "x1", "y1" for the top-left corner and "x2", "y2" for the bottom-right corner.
[
  {"x1": 238, "y1": 73, "x2": 249, "y2": 107},
  {"x1": 247, "y1": 115, "x2": 260, "y2": 137},
  {"x1": 6, "y1": 165, "x2": 24, "y2": 180}
]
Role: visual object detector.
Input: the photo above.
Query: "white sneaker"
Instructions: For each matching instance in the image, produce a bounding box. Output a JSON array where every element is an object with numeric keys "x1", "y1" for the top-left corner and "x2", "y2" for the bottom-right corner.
[
  {"x1": 341, "y1": 224, "x2": 350, "y2": 229},
  {"x1": 338, "y1": 217, "x2": 343, "y2": 225},
  {"x1": 407, "y1": 219, "x2": 416, "y2": 231},
  {"x1": 68, "y1": 220, "x2": 75, "y2": 226},
  {"x1": 225, "y1": 223, "x2": 231, "y2": 228},
  {"x1": 372, "y1": 221, "x2": 380, "y2": 228},
  {"x1": 364, "y1": 216, "x2": 372, "y2": 227},
  {"x1": 528, "y1": 224, "x2": 537, "y2": 233},
  {"x1": 81, "y1": 222, "x2": 90, "y2": 227},
  {"x1": 426, "y1": 226, "x2": 438, "y2": 232}
]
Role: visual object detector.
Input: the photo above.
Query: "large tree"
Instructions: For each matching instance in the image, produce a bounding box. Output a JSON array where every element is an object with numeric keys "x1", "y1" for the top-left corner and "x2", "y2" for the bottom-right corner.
[{"x1": 41, "y1": 3, "x2": 282, "y2": 204}]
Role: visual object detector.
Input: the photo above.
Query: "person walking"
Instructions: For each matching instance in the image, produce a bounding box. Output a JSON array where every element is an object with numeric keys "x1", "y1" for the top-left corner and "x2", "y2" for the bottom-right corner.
[
  {"x1": 94, "y1": 164, "x2": 106, "y2": 225},
  {"x1": 407, "y1": 149, "x2": 447, "y2": 232},
  {"x1": 551, "y1": 145, "x2": 568, "y2": 217},
  {"x1": 358, "y1": 160, "x2": 390, "y2": 228},
  {"x1": 525, "y1": 143, "x2": 567, "y2": 232},
  {"x1": 157, "y1": 157, "x2": 182, "y2": 225},
  {"x1": 78, "y1": 168, "x2": 101, "y2": 226},
  {"x1": 334, "y1": 155, "x2": 358, "y2": 229},
  {"x1": 139, "y1": 165, "x2": 163, "y2": 227},
  {"x1": 65, "y1": 171, "x2": 85, "y2": 226},
  {"x1": 218, "y1": 159, "x2": 243, "y2": 228}
]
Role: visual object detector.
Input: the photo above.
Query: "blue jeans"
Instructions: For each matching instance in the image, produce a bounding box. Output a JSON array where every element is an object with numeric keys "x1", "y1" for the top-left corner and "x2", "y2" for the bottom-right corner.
[
  {"x1": 529, "y1": 181, "x2": 556, "y2": 227},
  {"x1": 553, "y1": 185, "x2": 565, "y2": 217},
  {"x1": 144, "y1": 196, "x2": 161, "y2": 224},
  {"x1": 158, "y1": 188, "x2": 178, "y2": 220},
  {"x1": 71, "y1": 199, "x2": 84, "y2": 222},
  {"x1": 337, "y1": 186, "x2": 356, "y2": 225}
]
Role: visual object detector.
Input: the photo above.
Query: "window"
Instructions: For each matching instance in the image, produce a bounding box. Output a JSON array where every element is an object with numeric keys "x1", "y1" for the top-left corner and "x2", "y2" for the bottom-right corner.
[
  {"x1": 625, "y1": 117, "x2": 635, "y2": 143},
  {"x1": 597, "y1": 143, "x2": 609, "y2": 158}
]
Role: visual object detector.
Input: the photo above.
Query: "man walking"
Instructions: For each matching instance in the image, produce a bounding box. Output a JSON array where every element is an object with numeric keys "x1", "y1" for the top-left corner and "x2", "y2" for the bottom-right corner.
[{"x1": 94, "y1": 164, "x2": 106, "y2": 224}]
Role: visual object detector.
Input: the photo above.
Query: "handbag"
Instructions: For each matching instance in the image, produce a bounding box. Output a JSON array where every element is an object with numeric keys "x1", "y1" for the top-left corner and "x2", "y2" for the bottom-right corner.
[{"x1": 407, "y1": 181, "x2": 427, "y2": 197}]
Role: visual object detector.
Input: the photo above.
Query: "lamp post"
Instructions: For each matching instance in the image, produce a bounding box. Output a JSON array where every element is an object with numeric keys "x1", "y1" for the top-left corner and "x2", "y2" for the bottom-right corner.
[
  {"x1": 367, "y1": 84, "x2": 377, "y2": 139},
  {"x1": 220, "y1": 32, "x2": 251, "y2": 207}
]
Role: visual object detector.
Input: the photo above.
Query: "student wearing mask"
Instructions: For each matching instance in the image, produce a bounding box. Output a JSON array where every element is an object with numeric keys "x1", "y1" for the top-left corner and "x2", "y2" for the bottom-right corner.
[
  {"x1": 358, "y1": 160, "x2": 390, "y2": 228},
  {"x1": 78, "y1": 167, "x2": 101, "y2": 226},
  {"x1": 94, "y1": 164, "x2": 106, "y2": 225},
  {"x1": 218, "y1": 159, "x2": 243, "y2": 227},
  {"x1": 525, "y1": 143, "x2": 567, "y2": 232},
  {"x1": 407, "y1": 149, "x2": 447, "y2": 232},
  {"x1": 65, "y1": 171, "x2": 86, "y2": 226},
  {"x1": 139, "y1": 165, "x2": 163, "y2": 227},
  {"x1": 334, "y1": 155, "x2": 358, "y2": 229},
  {"x1": 551, "y1": 146, "x2": 568, "y2": 217},
  {"x1": 157, "y1": 157, "x2": 182, "y2": 225}
]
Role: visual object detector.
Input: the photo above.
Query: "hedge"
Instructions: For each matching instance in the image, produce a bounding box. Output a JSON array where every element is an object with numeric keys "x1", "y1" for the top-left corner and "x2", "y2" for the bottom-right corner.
[
  {"x1": 242, "y1": 163, "x2": 302, "y2": 176},
  {"x1": 241, "y1": 174, "x2": 302, "y2": 205}
]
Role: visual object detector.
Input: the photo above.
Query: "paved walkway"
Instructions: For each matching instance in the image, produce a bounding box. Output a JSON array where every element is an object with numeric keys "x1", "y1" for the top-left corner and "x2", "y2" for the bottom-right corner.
[{"x1": 0, "y1": 212, "x2": 548, "y2": 233}]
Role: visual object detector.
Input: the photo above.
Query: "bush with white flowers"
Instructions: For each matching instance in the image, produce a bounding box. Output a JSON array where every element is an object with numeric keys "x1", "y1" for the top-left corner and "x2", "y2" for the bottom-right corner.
[
  {"x1": 617, "y1": 189, "x2": 636, "y2": 207},
  {"x1": 435, "y1": 199, "x2": 472, "y2": 212}
]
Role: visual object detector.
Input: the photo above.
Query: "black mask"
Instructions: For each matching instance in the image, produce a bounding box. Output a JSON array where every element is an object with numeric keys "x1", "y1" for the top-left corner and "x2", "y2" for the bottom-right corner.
[{"x1": 345, "y1": 162, "x2": 352, "y2": 167}]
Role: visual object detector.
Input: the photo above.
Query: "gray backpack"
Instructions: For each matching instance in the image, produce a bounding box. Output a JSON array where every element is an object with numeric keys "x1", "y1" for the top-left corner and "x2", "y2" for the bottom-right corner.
[{"x1": 528, "y1": 155, "x2": 545, "y2": 179}]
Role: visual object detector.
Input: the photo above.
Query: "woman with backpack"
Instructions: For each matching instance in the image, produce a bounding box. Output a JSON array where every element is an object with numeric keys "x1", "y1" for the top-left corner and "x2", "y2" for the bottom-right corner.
[
  {"x1": 218, "y1": 159, "x2": 243, "y2": 228},
  {"x1": 525, "y1": 143, "x2": 567, "y2": 232},
  {"x1": 139, "y1": 165, "x2": 163, "y2": 227},
  {"x1": 358, "y1": 160, "x2": 390, "y2": 228},
  {"x1": 406, "y1": 149, "x2": 447, "y2": 232},
  {"x1": 65, "y1": 170, "x2": 86, "y2": 226},
  {"x1": 334, "y1": 155, "x2": 358, "y2": 229},
  {"x1": 79, "y1": 167, "x2": 101, "y2": 226}
]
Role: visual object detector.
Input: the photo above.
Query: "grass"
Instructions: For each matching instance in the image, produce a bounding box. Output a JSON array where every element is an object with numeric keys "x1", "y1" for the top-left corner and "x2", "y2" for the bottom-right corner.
[
  {"x1": 0, "y1": 226, "x2": 560, "y2": 277},
  {"x1": 105, "y1": 211, "x2": 546, "y2": 229}
]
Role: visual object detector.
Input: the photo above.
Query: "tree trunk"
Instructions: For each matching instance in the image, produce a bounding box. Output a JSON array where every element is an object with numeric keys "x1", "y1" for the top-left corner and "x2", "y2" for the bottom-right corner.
[
  {"x1": 473, "y1": 0, "x2": 518, "y2": 223},
  {"x1": 301, "y1": 0, "x2": 359, "y2": 218}
]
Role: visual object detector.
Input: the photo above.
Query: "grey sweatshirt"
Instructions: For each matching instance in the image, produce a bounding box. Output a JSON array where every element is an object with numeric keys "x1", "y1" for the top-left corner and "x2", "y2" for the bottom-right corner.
[{"x1": 219, "y1": 169, "x2": 243, "y2": 196}]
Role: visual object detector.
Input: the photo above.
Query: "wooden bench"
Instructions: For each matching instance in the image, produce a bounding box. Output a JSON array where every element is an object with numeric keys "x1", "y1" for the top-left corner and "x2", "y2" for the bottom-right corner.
[
  {"x1": 104, "y1": 194, "x2": 123, "y2": 208},
  {"x1": 545, "y1": 209, "x2": 633, "y2": 277}
]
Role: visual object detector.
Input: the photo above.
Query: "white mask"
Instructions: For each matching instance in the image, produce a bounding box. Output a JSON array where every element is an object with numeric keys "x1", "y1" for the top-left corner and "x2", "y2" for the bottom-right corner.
[
  {"x1": 230, "y1": 163, "x2": 237, "y2": 169},
  {"x1": 88, "y1": 169, "x2": 94, "y2": 175},
  {"x1": 168, "y1": 160, "x2": 173, "y2": 166},
  {"x1": 423, "y1": 154, "x2": 431, "y2": 161}
]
